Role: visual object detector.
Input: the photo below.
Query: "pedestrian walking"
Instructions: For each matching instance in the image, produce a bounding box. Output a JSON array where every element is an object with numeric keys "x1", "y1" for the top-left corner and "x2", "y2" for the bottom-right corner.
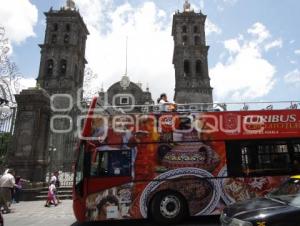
[
  {"x1": 44, "y1": 181, "x2": 58, "y2": 207},
  {"x1": 0, "y1": 169, "x2": 16, "y2": 213},
  {"x1": 50, "y1": 171, "x2": 61, "y2": 204},
  {"x1": 12, "y1": 176, "x2": 28, "y2": 203}
]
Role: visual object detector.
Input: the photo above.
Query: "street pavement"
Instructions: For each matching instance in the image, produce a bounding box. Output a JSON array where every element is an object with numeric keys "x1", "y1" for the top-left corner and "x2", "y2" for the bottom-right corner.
[{"x1": 3, "y1": 200, "x2": 220, "y2": 226}]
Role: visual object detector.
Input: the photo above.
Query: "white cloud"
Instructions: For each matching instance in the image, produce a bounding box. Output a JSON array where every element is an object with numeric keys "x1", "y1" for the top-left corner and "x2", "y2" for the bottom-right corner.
[
  {"x1": 223, "y1": 0, "x2": 238, "y2": 5},
  {"x1": 76, "y1": 1, "x2": 174, "y2": 101},
  {"x1": 18, "y1": 77, "x2": 36, "y2": 89},
  {"x1": 199, "y1": 0, "x2": 205, "y2": 9},
  {"x1": 11, "y1": 77, "x2": 36, "y2": 96},
  {"x1": 216, "y1": 0, "x2": 238, "y2": 11},
  {"x1": 217, "y1": 6, "x2": 225, "y2": 12},
  {"x1": 206, "y1": 19, "x2": 222, "y2": 35},
  {"x1": 247, "y1": 22, "x2": 270, "y2": 44},
  {"x1": 224, "y1": 39, "x2": 241, "y2": 53},
  {"x1": 284, "y1": 69, "x2": 300, "y2": 86},
  {"x1": 2, "y1": 77, "x2": 36, "y2": 102},
  {"x1": 75, "y1": 0, "x2": 222, "y2": 101},
  {"x1": 264, "y1": 39, "x2": 282, "y2": 51},
  {"x1": 210, "y1": 23, "x2": 277, "y2": 101},
  {"x1": 295, "y1": 49, "x2": 300, "y2": 55},
  {"x1": 290, "y1": 60, "x2": 297, "y2": 65},
  {"x1": 0, "y1": 0, "x2": 38, "y2": 44}
]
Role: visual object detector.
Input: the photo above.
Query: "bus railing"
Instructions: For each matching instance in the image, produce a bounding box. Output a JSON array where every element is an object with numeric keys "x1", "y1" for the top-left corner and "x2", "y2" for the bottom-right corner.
[{"x1": 89, "y1": 100, "x2": 300, "y2": 114}]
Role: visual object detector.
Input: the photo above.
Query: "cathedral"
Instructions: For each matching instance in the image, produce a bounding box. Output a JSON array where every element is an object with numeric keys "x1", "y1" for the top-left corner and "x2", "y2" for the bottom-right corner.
[
  {"x1": 39, "y1": 0, "x2": 213, "y2": 170},
  {"x1": 100, "y1": 0, "x2": 213, "y2": 108},
  {"x1": 12, "y1": 0, "x2": 213, "y2": 175}
]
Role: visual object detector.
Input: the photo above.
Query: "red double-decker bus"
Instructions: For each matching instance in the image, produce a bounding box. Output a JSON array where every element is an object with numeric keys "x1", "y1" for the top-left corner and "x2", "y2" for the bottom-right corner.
[{"x1": 73, "y1": 98, "x2": 300, "y2": 224}]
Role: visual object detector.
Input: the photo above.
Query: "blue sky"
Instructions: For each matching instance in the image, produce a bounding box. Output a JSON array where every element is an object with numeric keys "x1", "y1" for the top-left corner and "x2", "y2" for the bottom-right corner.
[{"x1": 1, "y1": 0, "x2": 299, "y2": 104}]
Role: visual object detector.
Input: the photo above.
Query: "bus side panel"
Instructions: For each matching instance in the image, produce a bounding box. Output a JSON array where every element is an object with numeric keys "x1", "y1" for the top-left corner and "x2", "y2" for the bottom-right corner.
[
  {"x1": 84, "y1": 140, "x2": 228, "y2": 220},
  {"x1": 85, "y1": 181, "x2": 149, "y2": 221},
  {"x1": 82, "y1": 110, "x2": 300, "y2": 221}
]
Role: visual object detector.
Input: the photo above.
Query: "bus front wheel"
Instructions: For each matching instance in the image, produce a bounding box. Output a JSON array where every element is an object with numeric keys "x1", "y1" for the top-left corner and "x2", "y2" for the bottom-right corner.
[{"x1": 150, "y1": 191, "x2": 187, "y2": 224}]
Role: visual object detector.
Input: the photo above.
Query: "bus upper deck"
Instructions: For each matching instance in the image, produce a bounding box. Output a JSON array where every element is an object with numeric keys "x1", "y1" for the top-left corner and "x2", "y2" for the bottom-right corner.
[{"x1": 80, "y1": 98, "x2": 300, "y2": 142}]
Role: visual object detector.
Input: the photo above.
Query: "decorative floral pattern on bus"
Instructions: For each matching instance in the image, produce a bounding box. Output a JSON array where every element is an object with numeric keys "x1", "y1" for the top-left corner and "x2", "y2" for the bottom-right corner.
[
  {"x1": 218, "y1": 166, "x2": 288, "y2": 205},
  {"x1": 84, "y1": 110, "x2": 300, "y2": 221}
]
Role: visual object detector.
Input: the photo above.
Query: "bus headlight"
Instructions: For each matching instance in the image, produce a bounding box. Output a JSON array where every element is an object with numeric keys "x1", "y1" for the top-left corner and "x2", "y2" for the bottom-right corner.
[{"x1": 229, "y1": 218, "x2": 253, "y2": 226}]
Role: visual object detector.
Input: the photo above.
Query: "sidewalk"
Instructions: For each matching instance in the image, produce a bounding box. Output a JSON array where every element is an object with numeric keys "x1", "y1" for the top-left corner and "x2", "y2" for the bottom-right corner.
[
  {"x1": 2, "y1": 200, "x2": 220, "y2": 226},
  {"x1": 3, "y1": 200, "x2": 76, "y2": 226}
]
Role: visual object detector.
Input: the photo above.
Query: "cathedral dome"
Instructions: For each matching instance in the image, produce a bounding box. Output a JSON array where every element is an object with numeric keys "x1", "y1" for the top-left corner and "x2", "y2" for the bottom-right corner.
[{"x1": 100, "y1": 76, "x2": 154, "y2": 112}]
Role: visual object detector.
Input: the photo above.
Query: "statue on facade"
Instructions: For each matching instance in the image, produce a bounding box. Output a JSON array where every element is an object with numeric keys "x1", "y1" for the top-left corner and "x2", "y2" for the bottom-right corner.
[
  {"x1": 183, "y1": 0, "x2": 191, "y2": 12},
  {"x1": 65, "y1": 0, "x2": 76, "y2": 10}
]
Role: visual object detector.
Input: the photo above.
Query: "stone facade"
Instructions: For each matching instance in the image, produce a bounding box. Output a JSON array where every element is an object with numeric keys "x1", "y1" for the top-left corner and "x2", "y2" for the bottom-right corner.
[
  {"x1": 8, "y1": 89, "x2": 51, "y2": 182},
  {"x1": 8, "y1": 1, "x2": 217, "y2": 179},
  {"x1": 172, "y1": 3, "x2": 213, "y2": 104},
  {"x1": 36, "y1": 5, "x2": 89, "y2": 171}
]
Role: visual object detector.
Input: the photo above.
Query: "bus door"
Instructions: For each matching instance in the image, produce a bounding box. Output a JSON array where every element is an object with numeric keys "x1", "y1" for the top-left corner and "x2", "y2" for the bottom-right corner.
[{"x1": 73, "y1": 141, "x2": 90, "y2": 222}]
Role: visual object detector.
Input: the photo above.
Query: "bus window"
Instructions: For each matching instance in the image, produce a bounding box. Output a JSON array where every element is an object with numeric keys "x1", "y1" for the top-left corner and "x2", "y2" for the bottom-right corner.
[
  {"x1": 294, "y1": 144, "x2": 300, "y2": 153},
  {"x1": 90, "y1": 150, "x2": 132, "y2": 177},
  {"x1": 226, "y1": 140, "x2": 300, "y2": 177}
]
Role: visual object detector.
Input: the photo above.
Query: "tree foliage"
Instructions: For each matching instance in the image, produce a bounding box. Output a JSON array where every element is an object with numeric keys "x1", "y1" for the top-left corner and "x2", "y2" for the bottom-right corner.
[
  {"x1": 83, "y1": 67, "x2": 99, "y2": 100},
  {"x1": 0, "y1": 27, "x2": 19, "y2": 80}
]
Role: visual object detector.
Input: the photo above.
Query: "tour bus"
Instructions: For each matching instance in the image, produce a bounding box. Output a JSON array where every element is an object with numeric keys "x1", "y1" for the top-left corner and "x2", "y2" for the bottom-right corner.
[{"x1": 73, "y1": 97, "x2": 300, "y2": 224}]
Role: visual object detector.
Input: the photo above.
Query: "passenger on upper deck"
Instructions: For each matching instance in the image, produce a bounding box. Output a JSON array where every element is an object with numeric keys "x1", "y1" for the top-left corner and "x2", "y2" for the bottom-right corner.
[{"x1": 157, "y1": 93, "x2": 176, "y2": 112}]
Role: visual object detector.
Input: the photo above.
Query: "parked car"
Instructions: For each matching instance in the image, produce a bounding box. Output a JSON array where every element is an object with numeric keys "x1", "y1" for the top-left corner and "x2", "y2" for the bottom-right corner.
[
  {"x1": 220, "y1": 175, "x2": 300, "y2": 226},
  {"x1": 0, "y1": 211, "x2": 3, "y2": 226}
]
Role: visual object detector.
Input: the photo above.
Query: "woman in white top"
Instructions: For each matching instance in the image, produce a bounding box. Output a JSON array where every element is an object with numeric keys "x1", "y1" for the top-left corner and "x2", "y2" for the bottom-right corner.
[{"x1": 157, "y1": 93, "x2": 176, "y2": 112}]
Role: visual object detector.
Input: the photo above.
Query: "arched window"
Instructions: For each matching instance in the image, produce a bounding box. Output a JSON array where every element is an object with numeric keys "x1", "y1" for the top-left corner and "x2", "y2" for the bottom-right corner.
[
  {"x1": 184, "y1": 60, "x2": 190, "y2": 74},
  {"x1": 193, "y1": 26, "x2": 199, "y2": 33},
  {"x1": 196, "y1": 60, "x2": 202, "y2": 74},
  {"x1": 53, "y1": 23, "x2": 58, "y2": 31},
  {"x1": 182, "y1": 25, "x2": 187, "y2": 33},
  {"x1": 194, "y1": 36, "x2": 200, "y2": 45},
  {"x1": 46, "y1": 59, "x2": 54, "y2": 76},
  {"x1": 66, "y1": 24, "x2": 71, "y2": 32},
  {"x1": 60, "y1": 59, "x2": 67, "y2": 75},
  {"x1": 182, "y1": 35, "x2": 188, "y2": 45},
  {"x1": 51, "y1": 34, "x2": 57, "y2": 44},
  {"x1": 64, "y1": 34, "x2": 70, "y2": 44}
]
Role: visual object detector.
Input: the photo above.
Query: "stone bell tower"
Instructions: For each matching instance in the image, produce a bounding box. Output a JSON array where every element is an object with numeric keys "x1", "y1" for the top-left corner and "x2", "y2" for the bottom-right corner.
[
  {"x1": 37, "y1": 0, "x2": 88, "y2": 99},
  {"x1": 36, "y1": 0, "x2": 89, "y2": 171},
  {"x1": 172, "y1": 0, "x2": 213, "y2": 105}
]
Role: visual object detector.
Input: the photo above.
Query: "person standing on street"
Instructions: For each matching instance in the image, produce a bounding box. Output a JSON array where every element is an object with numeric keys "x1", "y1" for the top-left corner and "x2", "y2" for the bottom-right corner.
[
  {"x1": 50, "y1": 171, "x2": 61, "y2": 204},
  {"x1": 44, "y1": 181, "x2": 58, "y2": 207},
  {"x1": 12, "y1": 176, "x2": 28, "y2": 203},
  {"x1": 0, "y1": 169, "x2": 16, "y2": 213}
]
